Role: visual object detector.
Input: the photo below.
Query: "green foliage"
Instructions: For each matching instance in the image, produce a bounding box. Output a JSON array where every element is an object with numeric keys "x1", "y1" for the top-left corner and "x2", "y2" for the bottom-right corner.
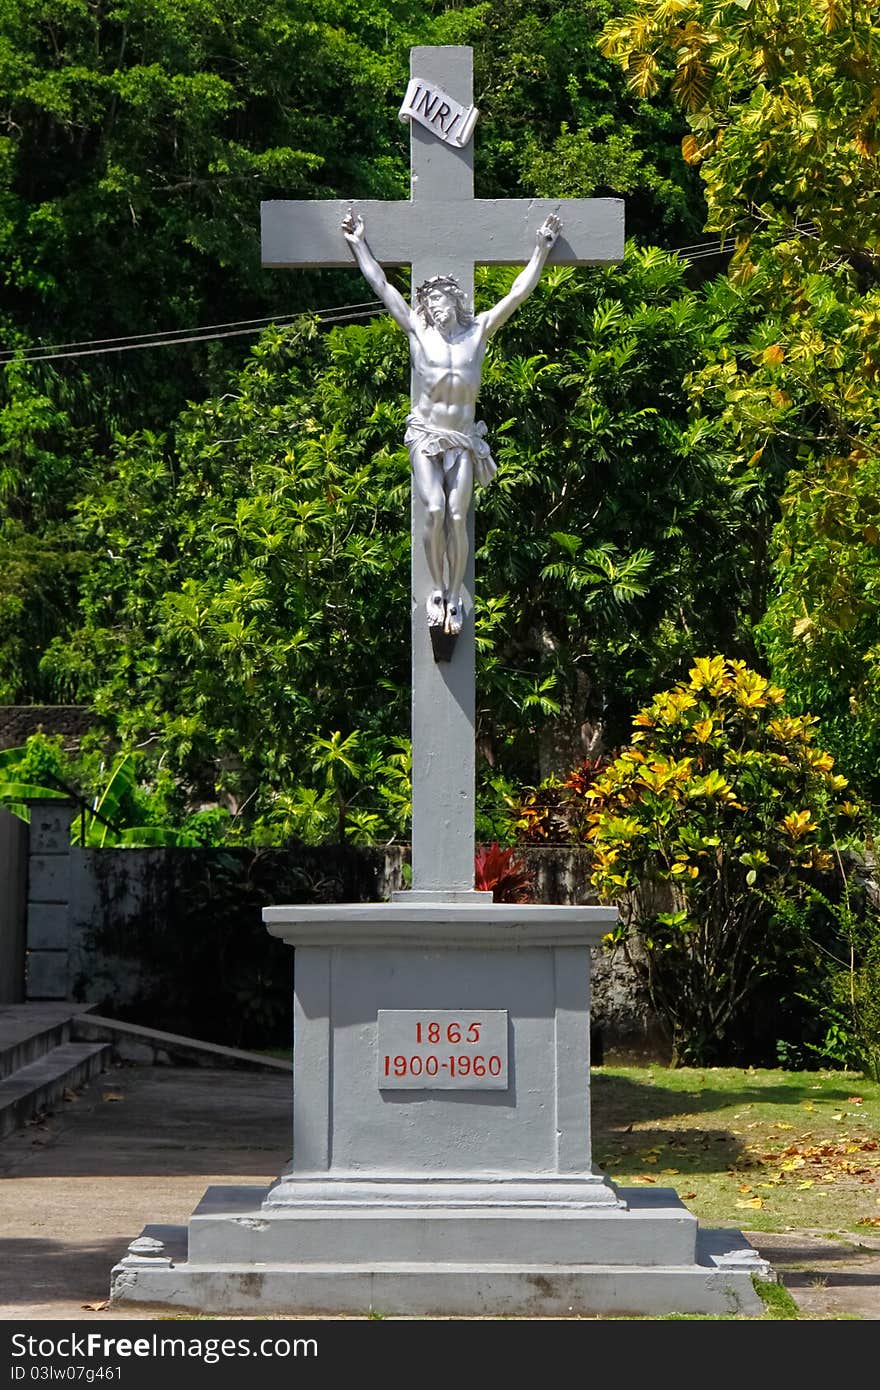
[
  {"x1": 0, "y1": 0, "x2": 431, "y2": 712},
  {"x1": 601, "y1": 3, "x2": 880, "y2": 811},
  {"x1": 582, "y1": 656, "x2": 863, "y2": 1065},
  {"x1": 769, "y1": 864, "x2": 880, "y2": 1083},
  {"x1": 758, "y1": 450, "x2": 880, "y2": 800},
  {"x1": 0, "y1": 732, "x2": 218, "y2": 845},
  {"x1": 40, "y1": 315, "x2": 413, "y2": 838},
  {"x1": 475, "y1": 245, "x2": 765, "y2": 762},
  {"x1": 0, "y1": 0, "x2": 717, "y2": 720},
  {"x1": 31, "y1": 249, "x2": 768, "y2": 835},
  {"x1": 7, "y1": 0, "x2": 878, "y2": 862},
  {"x1": 0, "y1": 0, "x2": 416, "y2": 362},
  {"x1": 468, "y1": 0, "x2": 706, "y2": 242}
]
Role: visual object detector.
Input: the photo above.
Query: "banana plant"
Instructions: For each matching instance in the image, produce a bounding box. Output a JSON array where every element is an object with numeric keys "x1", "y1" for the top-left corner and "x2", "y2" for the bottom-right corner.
[{"x1": 0, "y1": 745, "x2": 196, "y2": 847}]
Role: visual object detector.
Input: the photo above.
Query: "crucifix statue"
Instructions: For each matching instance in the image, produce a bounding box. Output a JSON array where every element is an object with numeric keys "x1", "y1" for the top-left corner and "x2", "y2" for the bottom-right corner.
[
  {"x1": 262, "y1": 45, "x2": 623, "y2": 897},
  {"x1": 341, "y1": 207, "x2": 562, "y2": 639}
]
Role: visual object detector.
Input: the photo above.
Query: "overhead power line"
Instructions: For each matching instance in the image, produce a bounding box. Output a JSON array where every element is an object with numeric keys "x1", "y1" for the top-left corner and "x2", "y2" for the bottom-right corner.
[
  {"x1": 6, "y1": 301, "x2": 387, "y2": 356},
  {"x1": 0, "y1": 306, "x2": 384, "y2": 365},
  {"x1": 0, "y1": 224, "x2": 819, "y2": 366}
]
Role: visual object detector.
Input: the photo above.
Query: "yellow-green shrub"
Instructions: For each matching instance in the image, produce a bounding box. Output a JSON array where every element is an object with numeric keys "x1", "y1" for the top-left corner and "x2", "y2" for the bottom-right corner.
[{"x1": 584, "y1": 656, "x2": 862, "y2": 1064}]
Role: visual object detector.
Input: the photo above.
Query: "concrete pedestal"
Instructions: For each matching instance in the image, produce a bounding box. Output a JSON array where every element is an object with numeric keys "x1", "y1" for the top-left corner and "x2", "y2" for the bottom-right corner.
[{"x1": 110, "y1": 900, "x2": 771, "y2": 1316}]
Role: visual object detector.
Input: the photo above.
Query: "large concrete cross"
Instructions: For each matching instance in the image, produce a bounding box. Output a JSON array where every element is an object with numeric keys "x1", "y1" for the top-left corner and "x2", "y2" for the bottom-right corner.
[{"x1": 261, "y1": 45, "x2": 623, "y2": 897}]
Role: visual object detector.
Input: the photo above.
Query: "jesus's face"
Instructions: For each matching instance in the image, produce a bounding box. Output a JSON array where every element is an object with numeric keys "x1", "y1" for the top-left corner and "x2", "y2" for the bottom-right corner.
[{"x1": 424, "y1": 288, "x2": 458, "y2": 332}]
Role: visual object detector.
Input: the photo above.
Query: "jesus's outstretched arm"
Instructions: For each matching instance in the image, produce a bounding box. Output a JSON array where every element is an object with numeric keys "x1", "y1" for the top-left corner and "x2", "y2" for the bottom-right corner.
[
  {"x1": 341, "y1": 212, "x2": 414, "y2": 336},
  {"x1": 478, "y1": 214, "x2": 562, "y2": 339}
]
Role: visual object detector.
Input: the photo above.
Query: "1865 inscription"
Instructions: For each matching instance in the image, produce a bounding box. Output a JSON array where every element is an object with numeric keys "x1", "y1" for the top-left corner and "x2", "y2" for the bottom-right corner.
[{"x1": 378, "y1": 1009, "x2": 508, "y2": 1090}]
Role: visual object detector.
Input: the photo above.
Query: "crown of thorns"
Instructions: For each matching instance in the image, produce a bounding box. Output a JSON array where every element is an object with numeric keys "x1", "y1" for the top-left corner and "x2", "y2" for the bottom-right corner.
[{"x1": 414, "y1": 275, "x2": 473, "y2": 323}]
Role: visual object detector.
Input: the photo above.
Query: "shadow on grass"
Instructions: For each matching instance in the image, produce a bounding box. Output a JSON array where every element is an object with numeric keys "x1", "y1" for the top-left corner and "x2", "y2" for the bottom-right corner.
[
  {"x1": 590, "y1": 1069, "x2": 866, "y2": 1177},
  {"x1": 591, "y1": 1070, "x2": 862, "y2": 1125}
]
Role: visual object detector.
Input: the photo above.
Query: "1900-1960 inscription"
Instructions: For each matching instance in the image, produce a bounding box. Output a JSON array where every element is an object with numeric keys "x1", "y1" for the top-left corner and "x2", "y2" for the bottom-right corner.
[{"x1": 377, "y1": 1009, "x2": 508, "y2": 1090}]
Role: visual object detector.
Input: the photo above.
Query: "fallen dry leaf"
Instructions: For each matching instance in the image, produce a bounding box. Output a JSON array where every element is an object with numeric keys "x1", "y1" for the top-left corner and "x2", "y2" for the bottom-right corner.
[
  {"x1": 82, "y1": 1301, "x2": 109, "y2": 1313},
  {"x1": 683, "y1": 1192, "x2": 697, "y2": 1200},
  {"x1": 735, "y1": 1197, "x2": 764, "y2": 1209},
  {"x1": 847, "y1": 1097, "x2": 864, "y2": 1105},
  {"x1": 102, "y1": 1091, "x2": 124, "y2": 1102}
]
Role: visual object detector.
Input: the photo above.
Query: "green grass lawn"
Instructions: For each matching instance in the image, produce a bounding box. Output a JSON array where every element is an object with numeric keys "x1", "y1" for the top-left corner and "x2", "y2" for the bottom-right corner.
[{"x1": 592, "y1": 1064, "x2": 880, "y2": 1235}]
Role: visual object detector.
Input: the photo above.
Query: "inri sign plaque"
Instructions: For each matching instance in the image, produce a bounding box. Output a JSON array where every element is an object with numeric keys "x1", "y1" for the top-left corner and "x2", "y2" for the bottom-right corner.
[
  {"x1": 378, "y1": 1010, "x2": 508, "y2": 1090},
  {"x1": 398, "y1": 76, "x2": 479, "y2": 148}
]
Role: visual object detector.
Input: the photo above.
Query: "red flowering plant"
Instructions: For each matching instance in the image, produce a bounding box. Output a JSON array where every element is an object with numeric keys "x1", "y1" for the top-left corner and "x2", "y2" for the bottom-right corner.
[{"x1": 474, "y1": 842, "x2": 535, "y2": 903}]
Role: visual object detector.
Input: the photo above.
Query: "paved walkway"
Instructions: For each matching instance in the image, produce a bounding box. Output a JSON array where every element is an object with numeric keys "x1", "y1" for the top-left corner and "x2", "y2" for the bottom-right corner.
[
  {"x1": 0, "y1": 1063, "x2": 292, "y2": 1320},
  {"x1": 0, "y1": 1062, "x2": 877, "y2": 1321}
]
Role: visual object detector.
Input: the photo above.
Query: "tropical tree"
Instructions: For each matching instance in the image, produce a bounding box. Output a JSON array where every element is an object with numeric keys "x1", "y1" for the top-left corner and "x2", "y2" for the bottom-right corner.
[
  {"x1": 600, "y1": 1, "x2": 880, "y2": 801},
  {"x1": 599, "y1": 0, "x2": 880, "y2": 272},
  {"x1": 758, "y1": 449, "x2": 880, "y2": 798},
  {"x1": 0, "y1": 0, "x2": 712, "y2": 716},
  {"x1": 0, "y1": 733, "x2": 208, "y2": 845}
]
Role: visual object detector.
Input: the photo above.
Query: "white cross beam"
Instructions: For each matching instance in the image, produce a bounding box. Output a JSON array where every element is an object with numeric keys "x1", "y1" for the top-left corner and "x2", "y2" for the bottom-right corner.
[{"x1": 261, "y1": 46, "x2": 624, "y2": 897}]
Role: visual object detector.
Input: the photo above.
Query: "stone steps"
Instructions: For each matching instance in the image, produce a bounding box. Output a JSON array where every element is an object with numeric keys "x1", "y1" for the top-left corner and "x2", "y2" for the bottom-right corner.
[
  {"x1": 0, "y1": 1000, "x2": 290, "y2": 1141},
  {"x1": 0, "y1": 1002, "x2": 97, "y2": 1081},
  {"x1": 0, "y1": 1038, "x2": 111, "y2": 1139}
]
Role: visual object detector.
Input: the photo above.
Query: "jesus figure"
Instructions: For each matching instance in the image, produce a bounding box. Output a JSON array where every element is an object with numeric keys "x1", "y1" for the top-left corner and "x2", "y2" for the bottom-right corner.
[{"x1": 341, "y1": 209, "x2": 561, "y2": 636}]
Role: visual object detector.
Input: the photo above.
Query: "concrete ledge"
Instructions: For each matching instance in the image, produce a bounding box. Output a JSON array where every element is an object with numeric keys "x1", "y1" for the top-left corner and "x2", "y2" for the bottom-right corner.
[
  {"x1": 263, "y1": 901, "x2": 617, "y2": 947},
  {"x1": 72, "y1": 1016, "x2": 291, "y2": 1072},
  {"x1": 260, "y1": 1174, "x2": 621, "y2": 1209}
]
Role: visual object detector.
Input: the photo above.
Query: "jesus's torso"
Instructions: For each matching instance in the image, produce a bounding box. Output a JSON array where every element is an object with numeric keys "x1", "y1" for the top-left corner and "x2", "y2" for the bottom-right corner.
[{"x1": 410, "y1": 319, "x2": 487, "y2": 433}]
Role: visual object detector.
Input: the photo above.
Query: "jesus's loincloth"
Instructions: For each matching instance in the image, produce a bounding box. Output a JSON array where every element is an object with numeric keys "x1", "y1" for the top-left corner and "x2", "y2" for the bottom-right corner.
[{"x1": 404, "y1": 413, "x2": 498, "y2": 487}]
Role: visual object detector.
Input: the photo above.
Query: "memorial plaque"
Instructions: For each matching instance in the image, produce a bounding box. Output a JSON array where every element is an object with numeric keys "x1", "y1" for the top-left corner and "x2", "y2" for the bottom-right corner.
[{"x1": 377, "y1": 1009, "x2": 508, "y2": 1090}]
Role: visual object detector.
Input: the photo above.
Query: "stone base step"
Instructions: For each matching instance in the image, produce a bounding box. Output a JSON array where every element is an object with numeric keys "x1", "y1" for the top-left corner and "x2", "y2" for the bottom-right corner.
[
  {"x1": 110, "y1": 1222, "x2": 771, "y2": 1318},
  {"x1": 0, "y1": 1041, "x2": 111, "y2": 1138},
  {"x1": 186, "y1": 1184, "x2": 699, "y2": 1266}
]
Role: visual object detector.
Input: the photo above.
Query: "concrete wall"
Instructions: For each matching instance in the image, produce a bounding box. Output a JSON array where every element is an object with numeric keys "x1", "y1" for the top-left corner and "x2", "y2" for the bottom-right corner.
[{"x1": 13, "y1": 822, "x2": 654, "y2": 1054}]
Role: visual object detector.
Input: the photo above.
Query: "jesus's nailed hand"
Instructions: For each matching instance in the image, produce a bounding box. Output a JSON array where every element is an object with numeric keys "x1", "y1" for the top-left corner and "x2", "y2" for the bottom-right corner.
[
  {"x1": 341, "y1": 210, "x2": 366, "y2": 242},
  {"x1": 536, "y1": 213, "x2": 562, "y2": 249}
]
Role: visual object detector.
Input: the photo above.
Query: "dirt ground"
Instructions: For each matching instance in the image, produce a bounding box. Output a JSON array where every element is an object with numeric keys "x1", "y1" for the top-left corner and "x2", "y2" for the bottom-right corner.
[{"x1": 0, "y1": 1063, "x2": 877, "y2": 1321}]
